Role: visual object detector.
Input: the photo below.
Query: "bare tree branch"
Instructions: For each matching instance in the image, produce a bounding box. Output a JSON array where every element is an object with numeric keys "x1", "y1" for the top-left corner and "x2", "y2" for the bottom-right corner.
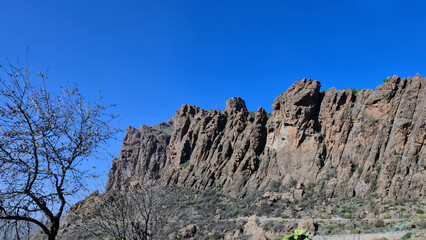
[
  {"x1": 0, "y1": 57, "x2": 120, "y2": 239},
  {"x1": 87, "y1": 177, "x2": 170, "y2": 240}
]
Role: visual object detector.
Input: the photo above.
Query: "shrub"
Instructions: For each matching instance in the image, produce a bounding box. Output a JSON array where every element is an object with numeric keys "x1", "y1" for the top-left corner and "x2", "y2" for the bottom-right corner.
[
  {"x1": 306, "y1": 182, "x2": 316, "y2": 191},
  {"x1": 350, "y1": 88, "x2": 361, "y2": 95},
  {"x1": 262, "y1": 222, "x2": 274, "y2": 231},
  {"x1": 273, "y1": 222, "x2": 286, "y2": 233},
  {"x1": 383, "y1": 212, "x2": 391, "y2": 219},
  {"x1": 250, "y1": 111, "x2": 256, "y2": 118},
  {"x1": 210, "y1": 232, "x2": 225, "y2": 239},
  {"x1": 374, "y1": 220, "x2": 385, "y2": 228},
  {"x1": 223, "y1": 206, "x2": 240, "y2": 218},
  {"x1": 269, "y1": 179, "x2": 282, "y2": 192},
  {"x1": 371, "y1": 193, "x2": 380, "y2": 199},
  {"x1": 416, "y1": 209, "x2": 425, "y2": 214},
  {"x1": 362, "y1": 223, "x2": 372, "y2": 231},
  {"x1": 340, "y1": 205, "x2": 355, "y2": 218},
  {"x1": 396, "y1": 198, "x2": 407, "y2": 206},
  {"x1": 392, "y1": 221, "x2": 410, "y2": 231},
  {"x1": 400, "y1": 232, "x2": 412, "y2": 240},
  {"x1": 181, "y1": 161, "x2": 190, "y2": 169},
  {"x1": 352, "y1": 197, "x2": 364, "y2": 204},
  {"x1": 383, "y1": 199, "x2": 395, "y2": 207},
  {"x1": 257, "y1": 201, "x2": 273, "y2": 215},
  {"x1": 289, "y1": 178, "x2": 298, "y2": 187},
  {"x1": 319, "y1": 223, "x2": 345, "y2": 235},
  {"x1": 277, "y1": 228, "x2": 313, "y2": 240},
  {"x1": 250, "y1": 110, "x2": 272, "y2": 119}
]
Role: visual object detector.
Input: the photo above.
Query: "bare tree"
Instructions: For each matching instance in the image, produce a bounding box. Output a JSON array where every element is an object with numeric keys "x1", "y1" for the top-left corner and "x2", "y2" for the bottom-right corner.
[
  {"x1": 0, "y1": 58, "x2": 119, "y2": 240},
  {"x1": 89, "y1": 178, "x2": 169, "y2": 240}
]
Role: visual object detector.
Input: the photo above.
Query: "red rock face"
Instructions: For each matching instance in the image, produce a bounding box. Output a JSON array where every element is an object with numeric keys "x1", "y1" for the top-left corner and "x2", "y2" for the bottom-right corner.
[{"x1": 106, "y1": 76, "x2": 425, "y2": 199}]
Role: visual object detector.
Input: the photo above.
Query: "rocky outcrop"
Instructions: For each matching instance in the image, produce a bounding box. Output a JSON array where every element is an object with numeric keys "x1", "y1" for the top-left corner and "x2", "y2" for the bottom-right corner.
[
  {"x1": 106, "y1": 76, "x2": 425, "y2": 199},
  {"x1": 105, "y1": 120, "x2": 173, "y2": 191}
]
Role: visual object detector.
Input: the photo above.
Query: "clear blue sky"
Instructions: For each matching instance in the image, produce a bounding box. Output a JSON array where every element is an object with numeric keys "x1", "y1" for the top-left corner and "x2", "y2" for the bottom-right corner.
[{"x1": 1, "y1": 0, "x2": 425, "y2": 193}]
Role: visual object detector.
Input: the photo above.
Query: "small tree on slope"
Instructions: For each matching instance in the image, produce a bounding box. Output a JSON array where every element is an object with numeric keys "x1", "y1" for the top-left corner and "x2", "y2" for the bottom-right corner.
[{"x1": 88, "y1": 177, "x2": 169, "y2": 240}]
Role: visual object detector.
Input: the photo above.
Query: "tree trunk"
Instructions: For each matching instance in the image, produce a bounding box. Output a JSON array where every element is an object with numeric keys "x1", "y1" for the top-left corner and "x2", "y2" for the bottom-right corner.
[{"x1": 48, "y1": 223, "x2": 58, "y2": 240}]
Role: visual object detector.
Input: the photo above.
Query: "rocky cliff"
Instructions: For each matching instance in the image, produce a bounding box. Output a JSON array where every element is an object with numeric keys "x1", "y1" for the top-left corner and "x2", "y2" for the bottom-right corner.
[{"x1": 106, "y1": 75, "x2": 425, "y2": 199}]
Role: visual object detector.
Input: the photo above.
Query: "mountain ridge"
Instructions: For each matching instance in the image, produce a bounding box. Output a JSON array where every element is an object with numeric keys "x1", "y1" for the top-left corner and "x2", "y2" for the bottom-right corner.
[{"x1": 106, "y1": 75, "x2": 425, "y2": 199}]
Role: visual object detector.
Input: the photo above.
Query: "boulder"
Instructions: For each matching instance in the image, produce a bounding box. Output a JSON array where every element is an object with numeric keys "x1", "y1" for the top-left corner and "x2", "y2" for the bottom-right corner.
[
  {"x1": 297, "y1": 218, "x2": 316, "y2": 234},
  {"x1": 178, "y1": 224, "x2": 197, "y2": 239}
]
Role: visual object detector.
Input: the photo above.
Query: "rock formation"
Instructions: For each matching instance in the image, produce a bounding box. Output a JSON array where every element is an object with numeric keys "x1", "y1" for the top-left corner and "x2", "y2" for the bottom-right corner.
[{"x1": 106, "y1": 75, "x2": 425, "y2": 199}]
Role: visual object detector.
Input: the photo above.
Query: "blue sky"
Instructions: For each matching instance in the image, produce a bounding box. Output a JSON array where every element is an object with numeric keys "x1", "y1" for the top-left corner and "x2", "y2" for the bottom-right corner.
[{"x1": 1, "y1": 0, "x2": 425, "y2": 193}]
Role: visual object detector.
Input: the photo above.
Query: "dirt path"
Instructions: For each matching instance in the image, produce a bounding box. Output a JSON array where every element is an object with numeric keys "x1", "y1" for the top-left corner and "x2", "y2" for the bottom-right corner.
[
  {"x1": 232, "y1": 216, "x2": 405, "y2": 223},
  {"x1": 229, "y1": 217, "x2": 424, "y2": 240},
  {"x1": 313, "y1": 230, "x2": 423, "y2": 240}
]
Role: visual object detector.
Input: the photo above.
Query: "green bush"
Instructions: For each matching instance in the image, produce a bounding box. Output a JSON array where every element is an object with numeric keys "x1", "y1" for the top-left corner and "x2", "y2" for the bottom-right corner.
[
  {"x1": 276, "y1": 228, "x2": 313, "y2": 240},
  {"x1": 374, "y1": 220, "x2": 385, "y2": 228},
  {"x1": 396, "y1": 197, "x2": 407, "y2": 206},
  {"x1": 371, "y1": 193, "x2": 380, "y2": 199},
  {"x1": 250, "y1": 110, "x2": 272, "y2": 119},
  {"x1": 250, "y1": 111, "x2": 256, "y2": 118},
  {"x1": 416, "y1": 209, "x2": 425, "y2": 214},
  {"x1": 340, "y1": 205, "x2": 355, "y2": 219},
  {"x1": 400, "y1": 232, "x2": 412, "y2": 240},
  {"x1": 392, "y1": 221, "x2": 410, "y2": 231},
  {"x1": 350, "y1": 88, "x2": 361, "y2": 95},
  {"x1": 180, "y1": 161, "x2": 190, "y2": 169}
]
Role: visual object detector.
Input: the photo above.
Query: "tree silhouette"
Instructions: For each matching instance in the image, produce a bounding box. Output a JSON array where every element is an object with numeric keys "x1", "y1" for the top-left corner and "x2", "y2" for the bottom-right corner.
[{"x1": 0, "y1": 58, "x2": 119, "y2": 240}]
